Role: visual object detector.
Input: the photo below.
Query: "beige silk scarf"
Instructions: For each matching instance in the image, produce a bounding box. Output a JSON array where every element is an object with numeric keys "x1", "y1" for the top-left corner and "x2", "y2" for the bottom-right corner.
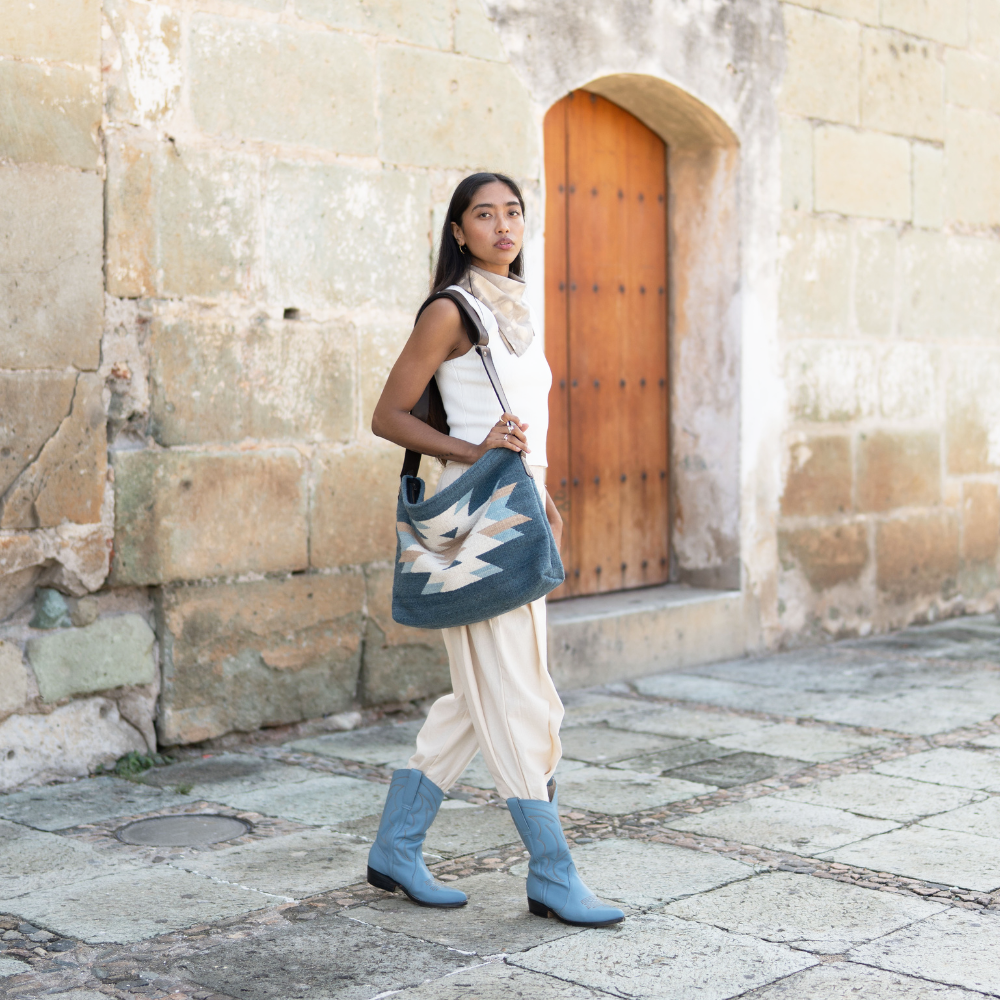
[{"x1": 467, "y1": 266, "x2": 535, "y2": 357}]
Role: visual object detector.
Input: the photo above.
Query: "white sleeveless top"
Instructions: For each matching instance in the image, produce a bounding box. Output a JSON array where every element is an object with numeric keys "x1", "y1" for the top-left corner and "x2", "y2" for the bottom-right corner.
[{"x1": 435, "y1": 285, "x2": 551, "y2": 467}]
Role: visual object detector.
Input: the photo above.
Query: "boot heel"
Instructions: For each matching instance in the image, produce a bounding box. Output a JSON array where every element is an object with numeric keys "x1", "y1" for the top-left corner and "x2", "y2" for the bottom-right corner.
[
  {"x1": 527, "y1": 897, "x2": 550, "y2": 919},
  {"x1": 367, "y1": 866, "x2": 399, "y2": 893}
]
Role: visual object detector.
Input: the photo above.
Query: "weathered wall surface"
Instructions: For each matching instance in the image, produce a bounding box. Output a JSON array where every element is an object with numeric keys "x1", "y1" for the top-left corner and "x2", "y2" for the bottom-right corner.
[
  {"x1": 3, "y1": 0, "x2": 999, "y2": 786},
  {"x1": 775, "y1": 0, "x2": 1000, "y2": 642}
]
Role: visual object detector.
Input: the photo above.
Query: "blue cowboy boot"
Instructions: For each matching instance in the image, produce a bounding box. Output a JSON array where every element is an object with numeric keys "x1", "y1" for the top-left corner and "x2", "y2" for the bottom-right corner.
[
  {"x1": 367, "y1": 769, "x2": 467, "y2": 908},
  {"x1": 507, "y1": 782, "x2": 624, "y2": 927}
]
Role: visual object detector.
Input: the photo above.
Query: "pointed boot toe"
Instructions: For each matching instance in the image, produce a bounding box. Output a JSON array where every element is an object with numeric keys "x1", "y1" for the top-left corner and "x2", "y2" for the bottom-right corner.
[
  {"x1": 507, "y1": 791, "x2": 624, "y2": 928},
  {"x1": 367, "y1": 769, "x2": 468, "y2": 908}
]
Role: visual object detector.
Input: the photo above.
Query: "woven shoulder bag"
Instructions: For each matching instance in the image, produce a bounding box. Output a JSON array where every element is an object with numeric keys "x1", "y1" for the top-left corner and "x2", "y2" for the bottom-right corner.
[{"x1": 390, "y1": 289, "x2": 565, "y2": 629}]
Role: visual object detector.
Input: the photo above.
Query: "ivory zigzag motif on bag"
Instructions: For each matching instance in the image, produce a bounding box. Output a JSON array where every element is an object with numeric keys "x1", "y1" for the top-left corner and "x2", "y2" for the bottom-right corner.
[{"x1": 396, "y1": 482, "x2": 532, "y2": 595}]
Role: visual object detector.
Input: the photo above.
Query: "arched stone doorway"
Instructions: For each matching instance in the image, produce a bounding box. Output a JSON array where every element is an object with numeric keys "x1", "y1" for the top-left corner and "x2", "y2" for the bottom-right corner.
[{"x1": 544, "y1": 91, "x2": 670, "y2": 598}]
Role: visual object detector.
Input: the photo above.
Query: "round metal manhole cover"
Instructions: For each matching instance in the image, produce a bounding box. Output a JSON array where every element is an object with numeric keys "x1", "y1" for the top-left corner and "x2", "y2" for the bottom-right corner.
[{"x1": 116, "y1": 814, "x2": 250, "y2": 847}]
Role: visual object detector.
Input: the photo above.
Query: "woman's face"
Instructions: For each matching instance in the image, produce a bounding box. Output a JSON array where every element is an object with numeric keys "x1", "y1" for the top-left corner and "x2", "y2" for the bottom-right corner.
[{"x1": 451, "y1": 181, "x2": 524, "y2": 275}]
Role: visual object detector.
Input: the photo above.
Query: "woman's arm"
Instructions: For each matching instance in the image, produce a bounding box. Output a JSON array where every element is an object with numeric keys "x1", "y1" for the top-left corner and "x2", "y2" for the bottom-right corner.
[
  {"x1": 544, "y1": 488, "x2": 563, "y2": 549},
  {"x1": 371, "y1": 297, "x2": 529, "y2": 462}
]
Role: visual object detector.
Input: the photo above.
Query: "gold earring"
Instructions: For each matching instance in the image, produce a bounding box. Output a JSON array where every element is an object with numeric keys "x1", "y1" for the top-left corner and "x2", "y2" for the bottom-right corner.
[{"x1": 458, "y1": 242, "x2": 466, "y2": 255}]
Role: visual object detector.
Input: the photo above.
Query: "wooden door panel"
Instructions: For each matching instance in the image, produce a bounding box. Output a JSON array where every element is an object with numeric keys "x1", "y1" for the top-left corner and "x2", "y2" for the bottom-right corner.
[{"x1": 544, "y1": 91, "x2": 669, "y2": 598}]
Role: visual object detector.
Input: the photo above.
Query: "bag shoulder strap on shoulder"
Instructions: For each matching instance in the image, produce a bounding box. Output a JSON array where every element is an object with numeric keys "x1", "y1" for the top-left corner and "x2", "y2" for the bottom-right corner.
[{"x1": 401, "y1": 289, "x2": 523, "y2": 480}]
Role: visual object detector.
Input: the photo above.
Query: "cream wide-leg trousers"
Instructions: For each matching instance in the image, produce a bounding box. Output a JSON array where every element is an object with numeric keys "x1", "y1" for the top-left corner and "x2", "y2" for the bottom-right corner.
[{"x1": 406, "y1": 461, "x2": 564, "y2": 802}]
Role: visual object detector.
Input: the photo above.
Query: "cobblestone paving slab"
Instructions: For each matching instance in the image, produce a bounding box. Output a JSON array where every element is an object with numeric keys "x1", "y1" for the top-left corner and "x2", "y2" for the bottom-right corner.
[
  {"x1": 391, "y1": 961, "x2": 608, "y2": 998},
  {"x1": 665, "y1": 871, "x2": 946, "y2": 953},
  {"x1": 710, "y1": 722, "x2": 891, "y2": 762},
  {"x1": 9, "y1": 866, "x2": 283, "y2": 943},
  {"x1": 611, "y1": 741, "x2": 740, "y2": 773},
  {"x1": 351, "y1": 872, "x2": 587, "y2": 955},
  {"x1": 512, "y1": 838, "x2": 752, "y2": 908},
  {"x1": 823, "y1": 826, "x2": 1000, "y2": 893},
  {"x1": 170, "y1": 828, "x2": 371, "y2": 900},
  {"x1": 287, "y1": 720, "x2": 424, "y2": 766},
  {"x1": 457, "y1": 754, "x2": 585, "y2": 791},
  {"x1": 0, "y1": 819, "x2": 134, "y2": 898},
  {"x1": 743, "y1": 962, "x2": 991, "y2": 999},
  {"x1": 512, "y1": 912, "x2": 817, "y2": 1000},
  {"x1": 0, "y1": 956, "x2": 32, "y2": 976},
  {"x1": 874, "y1": 748, "x2": 1000, "y2": 791},
  {"x1": 168, "y1": 910, "x2": 476, "y2": 1000},
  {"x1": 559, "y1": 725, "x2": 689, "y2": 763},
  {"x1": 633, "y1": 673, "x2": 826, "y2": 718},
  {"x1": 774, "y1": 773, "x2": 987, "y2": 822},
  {"x1": 0, "y1": 778, "x2": 191, "y2": 832},
  {"x1": 345, "y1": 802, "x2": 521, "y2": 859},
  {"x1": 668, "y1": 797, "x2": 900, "y2": 855},
  {"x1": 138, "y1": 755, "x2": 321, "y2": 800},
  {"x1": 609, "y1": 704, "x2": 771, "y2": 740},
  {"x1": 555, "y1": 766, "x2": 716, "y2": 815},
  {"x1": 217, "y1": 775, "x2": 387, "y2": 826},
  {"x1": 920, "y1": 797, "x2": 1000, "y2": 839},
  {"x1": 665, "y1": 751, "x2": 808, "y2": 788},
  {"x1": 849, "y1": 908, "x2": 1000, "y2": 995}
]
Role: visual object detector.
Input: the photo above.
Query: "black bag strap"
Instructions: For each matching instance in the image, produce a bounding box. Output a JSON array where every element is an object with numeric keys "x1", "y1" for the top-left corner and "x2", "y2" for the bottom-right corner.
[{"x1": 401, "y1": 288, "x2": 530, "y2": 480}]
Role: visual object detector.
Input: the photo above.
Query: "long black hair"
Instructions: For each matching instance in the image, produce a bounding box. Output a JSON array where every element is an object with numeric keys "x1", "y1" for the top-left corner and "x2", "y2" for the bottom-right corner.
[{"x1": 431, "y1": 172, "x2": 526, "y2": 293}]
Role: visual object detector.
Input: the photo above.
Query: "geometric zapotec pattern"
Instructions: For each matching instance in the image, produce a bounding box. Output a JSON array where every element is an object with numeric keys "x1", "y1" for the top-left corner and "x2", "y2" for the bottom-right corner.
[{"x1": 397, "y1": 482, "x2": 532, "y2": 595}]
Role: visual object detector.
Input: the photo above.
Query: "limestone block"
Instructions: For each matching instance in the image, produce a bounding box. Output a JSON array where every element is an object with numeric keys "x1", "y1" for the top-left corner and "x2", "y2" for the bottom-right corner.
[
  {"x1": 781, "y1": 436, "x2": 852, "y2": 517},
  {"x1": 0, "y1": 374, "x2": 107, "y2": 529},
  {"x1": 881, "y1": 0, "x2": 968, "y2": 46},
  {"x1": 780, "y1": 115, "x2": 812, "y2": 213},
  {"x1": 778, "y1": 213, "x2": 851, "y2": 337},
  {"x1": 971, "y1": 0, "x2": 1000, "y2": 60},
  {"x1": 0, "y1": 0, "x2": 101, "y2": 63},
  {"x1": 297, "y1": 0, "x2": 452, "y2": 48},
  {"x1": 0, "y1": 372, "x2": 77, "y2": 495},
  {"x1": 378, "y1": 47, "x2": 537, "y2": 173},
  {"x1": 157, "y1": 575, "x2": 365, "y2": 744},
  {"x1": 264, "y1": 162, "x2": 430, "y2": 313},
  {"x1": 857, "y1": 431, "x2": 940, "y2": 512},
  {"x1": 785, "y1": 341, "x2": 878, "y2": 423},
  {"x1": 190, "y1": 15, "x2": 376, "y2": 155},
  {"x1": 0, "y1": 641, "x2": 29, "y2": 718},
  {"x1": 359, "y1": 567, "x2": 449, "y2": 705},
  {"x1": 913, "y1": 143, "x2": 944, "y2": 229},
  {"x1": 26, "y1": 614, "x2": 155, "y2": 703},
  {"x1": 455, "y1": 0, "x2": 507, "y2": 59},
  {"x1": 945, "y1": 107, "x2": 1000, "y2": 226},
  {"x1": 359, "y1": 315, "x2": 412, "y2": 433},
  {"x1": 899, "y1": 231, "x2": 1000, "y2": 340},
  {"x1": 160, "y1": 146, "x2": 260, "y2": 299},
  {"x1": 861, "y1": 29, "x2": 944, "y2": 141},
  {"x1": 963, "y1": 482, "x2": 1000, "y2": 563},
  {"x1": 148, "y1": 315, "x2": 354, "y2": 446},
  {"x1": 876, "y1": 512, "x2": 959, "y2": 601},
  {"x1": 110, "y1": 449, "x2": 308, "y2": 585},
  {"x1": 104, "y1": 138, "x2": 155, "y2": 297},
  {"x1": 853, "y1": 227, "x2": 897, "y2": 336},
  {"x1": 0, "y1": 165, "x2": 103, "y2": 369},
  {"x1": 0, "y1": 697, "x2": 146, "y2": 791},
  {"x1": 0, "y1": 61, "x2": 100, "y2": 169},
  {"x1": 814, "y1": 126, "x2": 911, "y2": 220},
  {"x1": 0, "y1": 564, "x2": 40, "y2": 623},
  {"x1": 311, "y1": 446, "x2": 401, "y2": 568},
  {"x1": 878, "y1": 343, "x2": 938, "y2": 421},
  {"x1": 779, "y1": 523, "x2": 869, "y2": 591},
  {"x1": 785, "y1": 0, "x2": 878, "y2": 22},
  {"x1": 779, "y1": 6, "x2": 859, "y2": 125},
  {"x1": 946, "y1": 50, "x2": 1000, "y2": 115},
  {"x1": 103, "y1": 0, "x2": 182, "y2": 127}
]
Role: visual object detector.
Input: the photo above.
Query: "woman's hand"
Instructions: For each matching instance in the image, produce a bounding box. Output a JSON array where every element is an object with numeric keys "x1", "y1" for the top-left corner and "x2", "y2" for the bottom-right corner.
[
  {"x1": 544, "y1": 489, "x2": 563, "y2": 549},
  {"x1": 473, "y1": 413, "x2": 530, "y2": 461}
]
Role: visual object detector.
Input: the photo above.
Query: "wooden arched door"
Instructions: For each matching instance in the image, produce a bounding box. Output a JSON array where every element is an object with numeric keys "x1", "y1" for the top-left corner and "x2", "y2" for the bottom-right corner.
[{"x1": 545, "y1": 91, "x2": 669, "y2": 599}]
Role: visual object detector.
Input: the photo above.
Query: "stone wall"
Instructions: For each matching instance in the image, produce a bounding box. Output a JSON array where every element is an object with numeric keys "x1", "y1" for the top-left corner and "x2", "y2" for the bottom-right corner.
[{"x1": 775, "y1": 0, "x2": 1000, "y2": 641}]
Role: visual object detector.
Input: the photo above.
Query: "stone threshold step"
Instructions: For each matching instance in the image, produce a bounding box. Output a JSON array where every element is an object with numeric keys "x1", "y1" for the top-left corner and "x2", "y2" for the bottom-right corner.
[{"x1": 547, "y1": 584, "x2": 745, "y2": 690}]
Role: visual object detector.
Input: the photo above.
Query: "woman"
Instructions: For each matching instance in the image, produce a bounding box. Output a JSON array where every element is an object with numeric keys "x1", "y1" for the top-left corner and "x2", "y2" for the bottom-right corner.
[{"x1": 368, "y1": 172, "x2": 624, "y2": 928}]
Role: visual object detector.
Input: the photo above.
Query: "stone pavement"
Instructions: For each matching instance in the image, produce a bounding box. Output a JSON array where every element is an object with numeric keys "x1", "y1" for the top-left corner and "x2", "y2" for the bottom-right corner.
[{"x1": 3, "y1": 614, "x2": 1000, "y2": 999}]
